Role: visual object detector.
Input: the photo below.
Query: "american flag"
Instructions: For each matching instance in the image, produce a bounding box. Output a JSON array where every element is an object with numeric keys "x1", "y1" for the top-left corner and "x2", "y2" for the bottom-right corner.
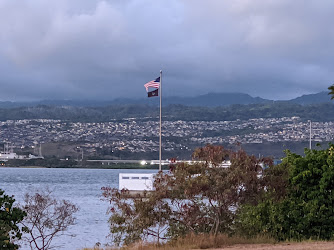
[{"x1": 144, "y1": 77, "x2": 160, "y2": 92}]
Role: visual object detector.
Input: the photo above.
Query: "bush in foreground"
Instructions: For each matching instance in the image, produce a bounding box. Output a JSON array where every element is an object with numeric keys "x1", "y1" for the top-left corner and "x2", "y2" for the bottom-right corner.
[
  {"x1": 0, "y1": 189, "x2": 27, "y2": 249},
  {"x1": 237, "y1": 145, "x2": 334, "y2": 240},
  {"x1": 103, "y1": 145, "x2": 273, "y2": 246},
  {"x1": 21, "y1": 189, "x2": 79, "y2": 250}
]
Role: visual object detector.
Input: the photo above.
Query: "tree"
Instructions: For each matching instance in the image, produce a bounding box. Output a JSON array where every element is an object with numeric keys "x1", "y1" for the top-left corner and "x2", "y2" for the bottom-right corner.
[
  {"x1": 21, "y1": 190, "x2": 78, "y2": 250},
  {"x1": 0, "y1": 189, "x2": 27, "y2": 250},
  {"x1": 328, "y1": 84, "x2": 334, "y2": 99},
  {"x1": 103, "y1": 144, "x2": 273, "y2": 246},
  {"x1": 102, "y1": 187, "x2": 171, "y2": 246},
  {"x1": 237, "y1": 146, "x2": 334, "y2": 240}
]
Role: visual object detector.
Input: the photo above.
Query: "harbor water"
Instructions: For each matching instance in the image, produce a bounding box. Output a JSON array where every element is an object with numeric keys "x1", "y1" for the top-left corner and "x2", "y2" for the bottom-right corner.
[{"x1": 0, "y1": 167, "x2": 158, "y2": 250}]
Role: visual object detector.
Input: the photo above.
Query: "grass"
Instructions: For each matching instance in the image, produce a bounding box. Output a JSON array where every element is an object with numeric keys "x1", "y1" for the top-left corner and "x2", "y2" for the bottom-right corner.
[
  {"x1": 167, "y1": 233, "x2": 276, "y2": 249},
  {"x1": 82, "y1": 233, "x2": 276, "y2": 250}
]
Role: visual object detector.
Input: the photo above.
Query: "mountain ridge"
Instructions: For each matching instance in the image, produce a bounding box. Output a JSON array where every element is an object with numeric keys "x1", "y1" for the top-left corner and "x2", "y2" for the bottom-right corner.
[{"x1": 0, "y1": 91, "x2": 330, "y2": 108}]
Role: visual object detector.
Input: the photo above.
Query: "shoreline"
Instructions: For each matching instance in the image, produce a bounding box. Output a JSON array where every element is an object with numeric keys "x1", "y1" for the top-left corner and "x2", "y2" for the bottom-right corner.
[
  {"x1": 0, "y1": 165, "x2": 46, "y2": 168},
  {"x1": 0, "y1": 165, "x2": 163, "y2": 170}
]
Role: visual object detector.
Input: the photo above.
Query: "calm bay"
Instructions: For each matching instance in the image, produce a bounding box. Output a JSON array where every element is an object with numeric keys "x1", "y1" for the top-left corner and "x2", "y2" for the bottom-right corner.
[{"x1": 0, "y1": 167, "x2": 158, "y2": 250}]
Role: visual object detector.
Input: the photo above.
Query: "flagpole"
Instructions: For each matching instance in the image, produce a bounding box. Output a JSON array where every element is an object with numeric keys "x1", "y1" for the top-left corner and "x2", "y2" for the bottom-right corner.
[{"x1": 159, "y1": 70, "x2": 162, "y2": 171}]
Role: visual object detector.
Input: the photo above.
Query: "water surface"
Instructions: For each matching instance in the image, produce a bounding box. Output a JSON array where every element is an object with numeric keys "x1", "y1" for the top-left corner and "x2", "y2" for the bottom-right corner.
[{"x1": 0, "y1": 167, "x2": 157, "y2": 250}]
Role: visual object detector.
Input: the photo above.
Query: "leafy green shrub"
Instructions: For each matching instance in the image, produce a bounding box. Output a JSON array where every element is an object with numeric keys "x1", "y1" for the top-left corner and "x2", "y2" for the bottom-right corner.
[
  {"x1": 237, "y1": 146, "x2": 334, "y2": 240},
  {"x1": 0, "y1": 189, "x2": 27, "y2": 249}
]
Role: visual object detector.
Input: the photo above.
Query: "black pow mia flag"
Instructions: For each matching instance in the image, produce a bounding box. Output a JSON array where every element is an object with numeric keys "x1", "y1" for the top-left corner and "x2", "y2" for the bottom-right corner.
[{"x1": 148, "y1": 88, "x2": 159, "y2": 97}]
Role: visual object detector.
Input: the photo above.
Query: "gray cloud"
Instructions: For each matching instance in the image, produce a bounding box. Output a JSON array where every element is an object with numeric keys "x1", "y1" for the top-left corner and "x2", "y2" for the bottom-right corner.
[{"x1": 0, "y1": 0, "x2": 333, "y2": 101}]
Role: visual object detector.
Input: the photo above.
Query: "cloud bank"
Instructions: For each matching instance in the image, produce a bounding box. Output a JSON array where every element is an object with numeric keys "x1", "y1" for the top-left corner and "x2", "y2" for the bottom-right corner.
[{"x1": 0, "y1": 0, "x2": 333, "y2": 101}]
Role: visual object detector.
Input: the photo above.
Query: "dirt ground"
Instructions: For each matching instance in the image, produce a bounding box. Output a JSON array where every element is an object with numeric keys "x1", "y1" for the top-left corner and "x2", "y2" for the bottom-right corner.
[{"x1": 210, "y1": 241, "x2": 334, "y2": 250}]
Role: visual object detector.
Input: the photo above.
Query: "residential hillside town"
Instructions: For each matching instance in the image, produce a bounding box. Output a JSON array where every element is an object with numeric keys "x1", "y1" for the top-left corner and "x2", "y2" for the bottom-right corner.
[{"x1": 0, "y1": 116, "x2": 332, "y2": 159}]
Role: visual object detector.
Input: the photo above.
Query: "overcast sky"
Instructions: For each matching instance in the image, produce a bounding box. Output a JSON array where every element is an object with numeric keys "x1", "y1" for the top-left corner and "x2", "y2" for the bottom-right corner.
[{"x1": 0, "y1": 0, "x2": 333, "y2": 101}]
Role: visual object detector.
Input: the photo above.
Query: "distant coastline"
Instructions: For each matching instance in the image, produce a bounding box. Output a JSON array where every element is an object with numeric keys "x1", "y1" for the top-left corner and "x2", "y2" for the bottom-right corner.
[{"x1": 0, "y1": 164, "x2": 167, "y2": 170}]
